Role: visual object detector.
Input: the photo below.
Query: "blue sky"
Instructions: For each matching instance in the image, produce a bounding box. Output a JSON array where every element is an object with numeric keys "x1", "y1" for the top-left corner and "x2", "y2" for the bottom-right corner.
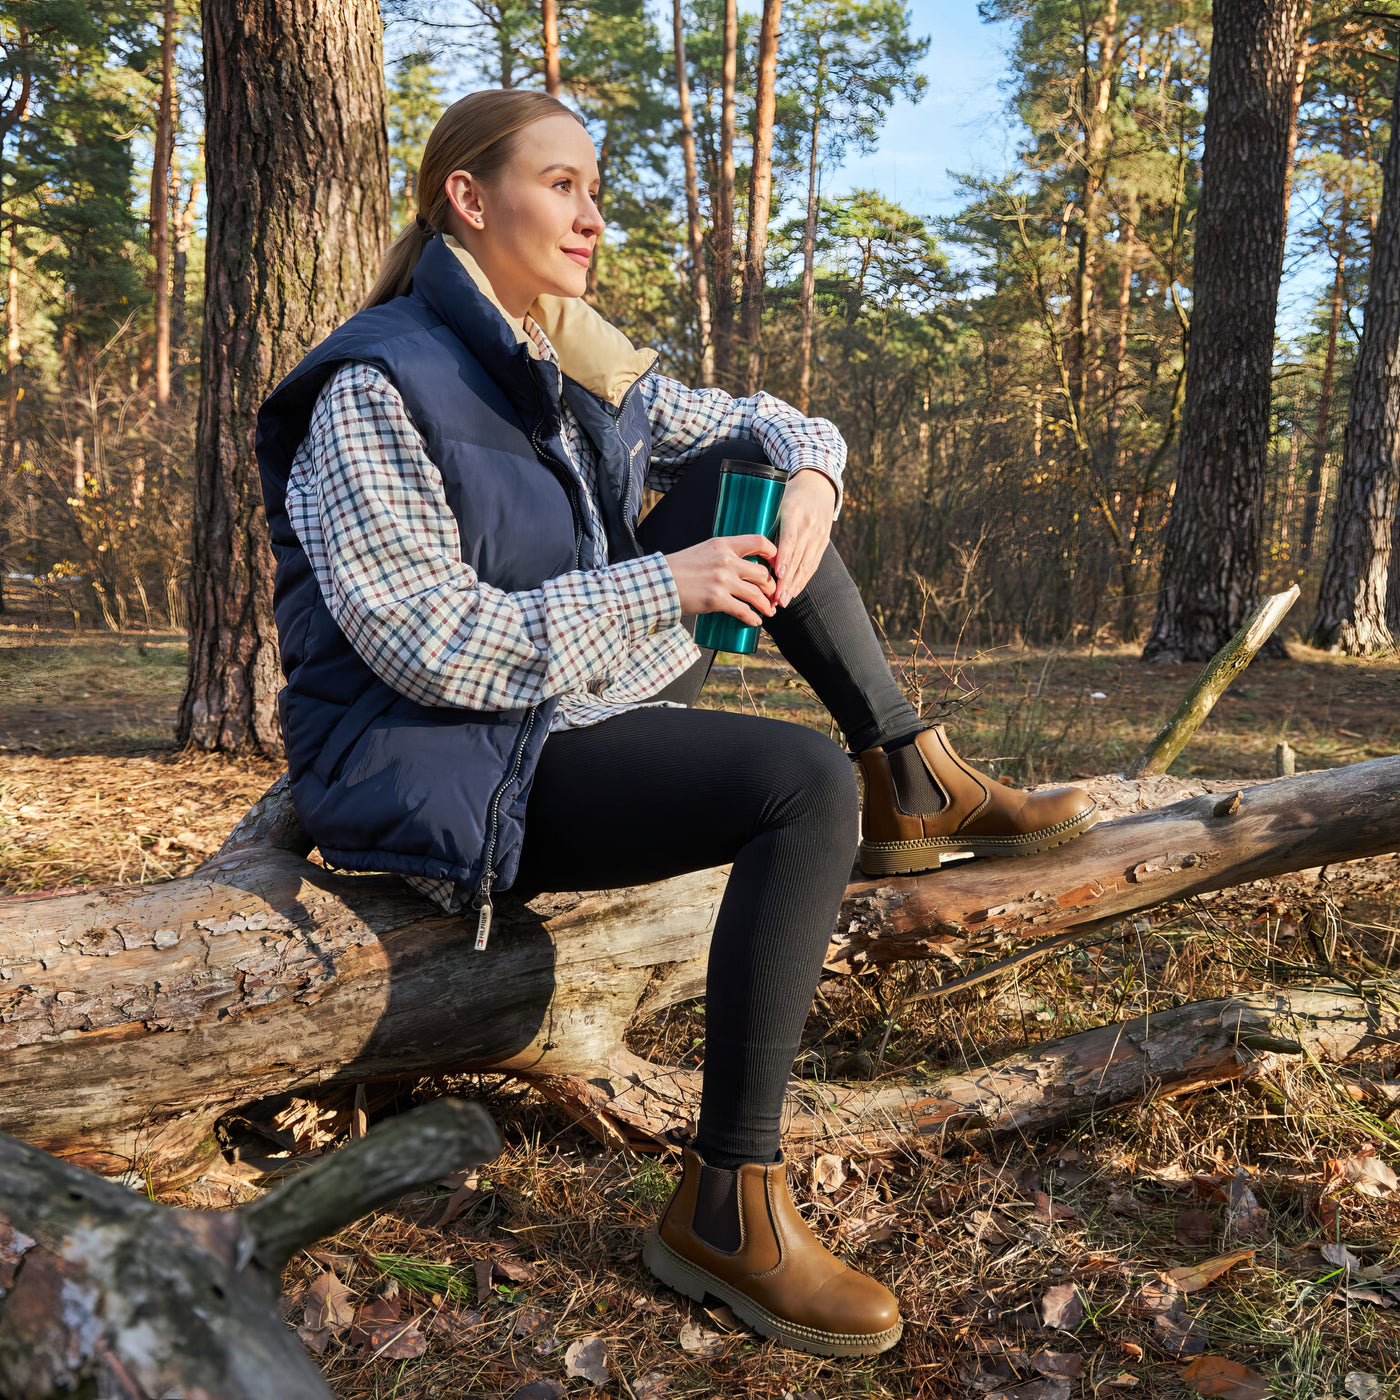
[{"x1": 824, "y1": 0, "x2": 1016, "y2": 212}]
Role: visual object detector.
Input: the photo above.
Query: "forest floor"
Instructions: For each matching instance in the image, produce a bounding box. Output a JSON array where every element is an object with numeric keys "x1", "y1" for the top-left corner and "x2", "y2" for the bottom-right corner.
[{"x1": 3, "y1": 615, "x2": 1400, "y2": 1400}]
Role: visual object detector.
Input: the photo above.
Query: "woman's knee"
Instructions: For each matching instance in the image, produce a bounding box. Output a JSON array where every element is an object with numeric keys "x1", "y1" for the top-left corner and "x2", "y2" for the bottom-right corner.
[{"x1": 768, "y1": 723, "x2": 859, "y2": 840}]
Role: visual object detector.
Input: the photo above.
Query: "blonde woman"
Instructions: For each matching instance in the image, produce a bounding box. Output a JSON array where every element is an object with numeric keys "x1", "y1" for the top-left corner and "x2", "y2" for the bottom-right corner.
[{"x1": 257, "y1": 90, "x2": 1094, "y2": 1359}]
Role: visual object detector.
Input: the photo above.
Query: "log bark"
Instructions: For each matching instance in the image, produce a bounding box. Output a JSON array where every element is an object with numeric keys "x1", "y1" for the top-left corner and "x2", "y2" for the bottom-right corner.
[
  {"x1": 0, "y1": 1098, "x2": 500, "y2": 1400},
  {"x1": 1, "y1": 759, "x2": 1397, "y2": 1179}
]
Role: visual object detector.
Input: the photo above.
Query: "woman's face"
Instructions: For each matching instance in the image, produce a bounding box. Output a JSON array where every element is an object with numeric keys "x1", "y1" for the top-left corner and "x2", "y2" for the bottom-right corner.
[{"x1": 444, "y1": 115, "x2": 604, "y2": 317}]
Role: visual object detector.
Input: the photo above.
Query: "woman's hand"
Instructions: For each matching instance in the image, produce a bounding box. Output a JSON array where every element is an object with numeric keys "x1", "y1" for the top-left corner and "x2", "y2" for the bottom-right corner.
[
  {"x1": 665, "y1": 534, "x2": 778, "y2": 626},
  {"x1": 772, "y1": 469, "x2": 836, "y2": 607}
]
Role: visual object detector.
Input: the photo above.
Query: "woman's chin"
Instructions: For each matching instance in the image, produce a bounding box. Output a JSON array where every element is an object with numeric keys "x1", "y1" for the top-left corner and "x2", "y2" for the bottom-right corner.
[{"x1": 547, "y1": 264, "x2": 591, "y2": 299}]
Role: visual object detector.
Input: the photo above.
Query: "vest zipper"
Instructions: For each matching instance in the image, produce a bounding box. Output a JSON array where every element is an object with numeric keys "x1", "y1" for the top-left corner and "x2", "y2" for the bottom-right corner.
[
  {"x1": 472, "y1": 702, "x2": 539, "y2": 951},
  {"x1": 472, "y1": 365, "x2": 584, "y2": 949}
]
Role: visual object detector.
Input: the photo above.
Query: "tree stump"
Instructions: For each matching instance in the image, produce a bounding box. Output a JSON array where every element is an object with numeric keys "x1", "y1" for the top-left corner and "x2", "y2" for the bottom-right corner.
[{"x1": 1, "y1": 758, "x2": 1398, "y2": 1180}]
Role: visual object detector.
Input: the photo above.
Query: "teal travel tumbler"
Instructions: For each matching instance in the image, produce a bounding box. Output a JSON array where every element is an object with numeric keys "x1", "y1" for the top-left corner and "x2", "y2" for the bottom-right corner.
[{"x1": 692, "y1": 458, "x2": 787, "y2": 656}]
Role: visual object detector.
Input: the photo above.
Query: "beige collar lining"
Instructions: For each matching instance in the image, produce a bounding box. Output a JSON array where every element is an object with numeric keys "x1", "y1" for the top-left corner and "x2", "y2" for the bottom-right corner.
[{"x1": 443, "y1": 234, "x2": 657, "y2": 407}]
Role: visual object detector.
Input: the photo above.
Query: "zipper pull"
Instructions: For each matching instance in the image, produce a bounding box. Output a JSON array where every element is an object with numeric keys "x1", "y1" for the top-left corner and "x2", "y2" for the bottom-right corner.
[{"x1": 471, "y1": 876, "x2": 494, "y2": 951}]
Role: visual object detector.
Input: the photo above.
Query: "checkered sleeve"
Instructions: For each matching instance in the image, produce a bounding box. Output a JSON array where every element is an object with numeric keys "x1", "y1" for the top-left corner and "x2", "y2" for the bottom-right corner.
[
  {"x1": 641, "y1": 372, "x2": 846, "y2": 518},
  {"x1": 283, "y1": 363, "x2": 684, "y2": 712}
]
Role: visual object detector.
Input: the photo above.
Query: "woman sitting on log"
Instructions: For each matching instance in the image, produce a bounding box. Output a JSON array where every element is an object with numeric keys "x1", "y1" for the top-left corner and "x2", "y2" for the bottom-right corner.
[{"x1": 255, "y1": 89, "x2": 1095, "y2": 1358}]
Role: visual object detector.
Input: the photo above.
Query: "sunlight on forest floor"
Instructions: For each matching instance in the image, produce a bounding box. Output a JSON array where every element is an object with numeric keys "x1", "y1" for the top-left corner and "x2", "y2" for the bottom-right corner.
[{"x1": 3, "y1": 619, "x2": 1400, "y2": 1398}]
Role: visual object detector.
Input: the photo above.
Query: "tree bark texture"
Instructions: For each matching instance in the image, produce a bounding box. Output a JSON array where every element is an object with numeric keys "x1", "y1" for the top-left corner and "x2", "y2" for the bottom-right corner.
[
  {"x1": 1309, "y1": 71, "x2": 1400, "y2": 655},
  {"x1": 180, "y1": 0, "x2": 392, "y2": 756},
  {"x1": 2, "y1": 760, "x2": 1397, "y2": 1181},
  {"x1": 740, "y1": 0, "x2": 783, "y2": 395},
  {"x1": 0, "y1": 1100, "x2": 500, "y2": 1400},
  {"x1": 673, "y1": 0, "x2": 715, "y2": 386},
  {"x1": 1143, "y1": 0, "x2": 1300, "y2": 663},
  {"x1": 711, "y1": 0, "x2": 739, "y2": 388}
]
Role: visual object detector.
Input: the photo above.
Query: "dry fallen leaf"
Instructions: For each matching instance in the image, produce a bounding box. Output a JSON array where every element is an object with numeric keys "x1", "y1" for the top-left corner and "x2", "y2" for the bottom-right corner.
[
  {"x1": 429, "y1": 1307, "x2": 486, "y2": 1348},
  {"x1": 678, "y1": 1321, "x2": 726, "y2": 1357},
  {"x1": 704, "y1": 1303, "x2": 742, "y2": 1332},
  {"x1": 474, "y1": 1258, "x2": 494, "y2": 1303},
  {"x1": 564, "y1": 1334, "x2": 610, "y2": 1386},
  {"x1": 1035, "y1": 1191, "x2": 1080, "y2": 1222},
  {"x1": 511, "y1": 1382, "x2": 567, "y2": 1400},
  {"x1": 1175, "y1": 1208, "x2": 1215, "y2": 1246},
  {"x1": 1031, "y1": 1349, "x2": 1083, "y2": 1378},
  {"x1": 1225, "y1": 1172, "x2": 1268, "y2": 1242},
  {"x1": 1344, "y1": 1373, "x2": 1382, "y2": 1400},
  {"x1": 349, "y1": 1293, "x2": 401, "y2": 1349},
  {"x1": 373, "y1": 1315, "x2": 427, "y2": 1360},
  {"x1": 1180, "y1": 1356, "x2": 1270, "y2": 1400},
  {"x1": 813, "y1": 1153, "x2": 847, "y2": 1194},
  {"x1": 1321, "y1": 1242, "x2": 1363, "y2": 1276},
  {"x1": 1121, "y1": 1341, "x2": 1145, "y2": 1362},
  {"x1": 988, "y1": 1379, "x2": 1073, "y2": 1400},
  {"x1": 493, "y1": 1253, "x2": 537, "y2": 1284},
  {"x1": 966, "y1": 1208, "x2": 1015, "y2": 1245},
  {"x1": 513, "y1": 1305, "x2": 551, "y2": 1337},
  {"x1": 1040, "y1": 1282, "x2": 1084, "y2": 1331},
  {"x1": 303, "y1": 1270, "x2": 355, "y2": 1335},
  {"x1": 842, "y1": 1203, "x2": 898, "y2": 1246},
  {"x1": 1340, "y1": 1154, "x2": 1399, "y2": 1198},
  {"x1": 1107, "y1": 1187, "x2": 1153, "y2": 1220},
  {"x1": 1166, "y1": 1249, "x2": 1255, "y2": 1293},
  {"x1": 632, "y1": 1373, "x2": 671, "y2": 1400},
  {"x1": 1155, "y1": 1310, "x2": 1208, "y2": 1359}
]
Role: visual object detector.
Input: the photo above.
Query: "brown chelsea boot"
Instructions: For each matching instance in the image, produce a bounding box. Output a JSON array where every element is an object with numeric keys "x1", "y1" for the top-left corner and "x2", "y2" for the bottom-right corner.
[
  {"x1": 857, "y1": 724, "x2": 1097, "y2": 876},
  {"x1": 644, "y1": 1146, "x2": 902, "y2": 1358}
]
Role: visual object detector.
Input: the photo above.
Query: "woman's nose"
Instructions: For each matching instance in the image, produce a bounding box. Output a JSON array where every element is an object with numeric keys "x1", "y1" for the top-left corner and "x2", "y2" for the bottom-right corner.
[{"x1": 577, "y1": 198, "x2": 604, "y2": 236}]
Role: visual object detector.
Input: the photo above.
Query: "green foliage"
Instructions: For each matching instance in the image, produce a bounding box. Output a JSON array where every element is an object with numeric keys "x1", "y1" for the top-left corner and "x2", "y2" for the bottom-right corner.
[{"x1": 387, "y1": 49, "x2": 448, "y2": 228}]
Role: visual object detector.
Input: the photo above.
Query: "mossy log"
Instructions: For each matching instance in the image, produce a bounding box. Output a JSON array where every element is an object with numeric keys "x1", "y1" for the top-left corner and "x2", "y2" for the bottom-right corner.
[{"x1": 0, "y1": 758, "x2": 1397, "y2": 1178}]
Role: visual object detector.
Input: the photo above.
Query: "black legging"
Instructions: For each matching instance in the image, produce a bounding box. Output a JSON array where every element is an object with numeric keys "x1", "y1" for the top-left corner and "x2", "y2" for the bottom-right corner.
[{"x1": 513, "y1": 440, "x2": 921, "y2": 1168}]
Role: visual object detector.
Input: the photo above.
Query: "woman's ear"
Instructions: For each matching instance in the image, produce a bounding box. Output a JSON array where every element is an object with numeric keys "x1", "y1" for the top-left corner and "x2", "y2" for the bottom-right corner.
[{"x1": 444, "y1": 170, "x2": 487, "y2": 230}]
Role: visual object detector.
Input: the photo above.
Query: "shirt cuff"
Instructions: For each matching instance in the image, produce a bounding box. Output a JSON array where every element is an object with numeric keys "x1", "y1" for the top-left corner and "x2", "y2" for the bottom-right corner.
[
  {"x1": 608, "y1": 551, "x2": 684, "y2": 642},
  {"x1": 787, "y1": 463, "x2": 844, "y2": 520}
]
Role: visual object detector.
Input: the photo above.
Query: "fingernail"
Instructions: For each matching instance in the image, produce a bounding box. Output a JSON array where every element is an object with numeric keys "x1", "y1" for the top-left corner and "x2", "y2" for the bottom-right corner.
[{"x1": 777, "y1": 564, "x2": 786, "y2": 577}]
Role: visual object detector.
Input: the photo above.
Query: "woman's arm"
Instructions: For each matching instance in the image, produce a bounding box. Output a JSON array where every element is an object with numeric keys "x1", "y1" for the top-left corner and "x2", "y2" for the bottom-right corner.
[
  {"x1": 285, "y1": 363, "x2": 686, "y2": 711},
  {"x1": 641, "y1": 373, "x2": 846, "y2": 517}
]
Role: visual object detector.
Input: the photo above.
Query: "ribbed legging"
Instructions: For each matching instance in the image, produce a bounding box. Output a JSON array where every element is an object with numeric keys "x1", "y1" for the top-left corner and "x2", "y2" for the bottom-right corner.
[{"x1": 513, "y1": 440, "x2": 921, "y2": 1168}]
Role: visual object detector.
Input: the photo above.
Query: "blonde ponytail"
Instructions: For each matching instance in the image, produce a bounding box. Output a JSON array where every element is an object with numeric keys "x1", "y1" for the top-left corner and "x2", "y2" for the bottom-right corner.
[{"x1": 363, "y1": 89, "x2": 586, "y2": 310}]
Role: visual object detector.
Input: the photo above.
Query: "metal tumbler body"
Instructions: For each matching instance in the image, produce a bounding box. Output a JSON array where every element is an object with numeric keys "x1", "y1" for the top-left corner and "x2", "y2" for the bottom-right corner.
[{"x1": 692, "y1": 459, "x2": 787, "y2": 656}]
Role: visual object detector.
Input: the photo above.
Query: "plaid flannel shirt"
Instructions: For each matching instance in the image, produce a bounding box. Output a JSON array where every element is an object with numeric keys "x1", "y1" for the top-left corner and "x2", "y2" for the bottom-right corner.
[{"x1": 284, "y1": 319, "x2": 845, "y2": 907}]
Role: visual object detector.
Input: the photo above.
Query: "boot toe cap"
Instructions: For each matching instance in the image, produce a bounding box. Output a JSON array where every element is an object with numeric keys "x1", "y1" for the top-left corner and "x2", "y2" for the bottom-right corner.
[{"x1": 809, "y1": 1269, "x2": 901, "y2": 1338}]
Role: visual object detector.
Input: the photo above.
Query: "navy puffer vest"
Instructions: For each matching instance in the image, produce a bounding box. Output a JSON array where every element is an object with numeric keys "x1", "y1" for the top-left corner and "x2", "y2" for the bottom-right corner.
[{"x1": 255, "y1": 234, "x2": 656, "y2": 909}]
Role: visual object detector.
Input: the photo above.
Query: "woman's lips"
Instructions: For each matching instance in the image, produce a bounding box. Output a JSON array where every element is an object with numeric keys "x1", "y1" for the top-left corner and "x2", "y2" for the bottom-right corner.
[{"x1": 562, "y1": 247, "x2": 592, "y2": 267}]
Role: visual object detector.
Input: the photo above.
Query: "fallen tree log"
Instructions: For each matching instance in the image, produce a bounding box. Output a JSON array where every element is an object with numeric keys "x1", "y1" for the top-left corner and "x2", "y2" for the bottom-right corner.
[
  {"x1": 0, "y1": 1099, "x2": 500, "y2": 1400},
  {"x1": 1, "y1": 758, "x2": 1397, "y2": 1178},
  {"x1": 530, "y1": 983, "x2": 1400, "y2": 1151}
]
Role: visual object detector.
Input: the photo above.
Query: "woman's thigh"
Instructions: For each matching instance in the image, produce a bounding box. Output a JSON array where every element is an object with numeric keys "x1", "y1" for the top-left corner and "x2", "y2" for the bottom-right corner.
[{"x1": 513, "y1": 704, "x2": 856, "y2": 894}]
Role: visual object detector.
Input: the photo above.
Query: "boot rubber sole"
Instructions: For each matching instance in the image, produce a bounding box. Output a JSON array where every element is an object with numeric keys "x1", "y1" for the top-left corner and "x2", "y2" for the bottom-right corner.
[
  {"x1": 858, "y1": 802, "x2": 1099, "y2": 877},
  {"x1": 642, "y1": 1228, "x2": 903, "y2": 1358}
]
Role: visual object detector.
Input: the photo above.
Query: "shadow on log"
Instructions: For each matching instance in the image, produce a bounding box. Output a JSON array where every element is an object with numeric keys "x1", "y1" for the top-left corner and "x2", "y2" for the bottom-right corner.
[
  {"x1": 1, "y1": 758, "x2": 1397, "y2": 1178},
  {"x1": 0, "y1": 1099, "x2": 500, "y2": 1399}
]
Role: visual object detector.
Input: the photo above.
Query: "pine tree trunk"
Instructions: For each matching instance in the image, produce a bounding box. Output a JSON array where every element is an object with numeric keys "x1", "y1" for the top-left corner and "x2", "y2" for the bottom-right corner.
[
  {"x1": 171, "y1": 166, "x2": 201, "y2": 403},
  {"x1": 673, "y1": 1, "x2": 715, "y2": 386},
  {"x1": 711, "y1": 0, "x2": 739, "y2": 388},
  {"x1": 1309, "y1": 72, "x2": 1400, "y2": 654},
  {"x1": 796, "y1": 93, "x2": 822, "y2": 416},
  {"x1": 1301, "y1": 231, "x2": 1345, "y2": 558},
  {"x1": 740, "y1": 0, "x2": 782, "y2": 396},
  {"x1": 542, "y1": 0, "x2": 561, "y2": 96},
  {"x1": 150, "y1": 0, "x2": 176, "y2": 413},
  {"x1": 1143, "y1": 0, "x2": 1300, "y2": 663},
  {"x1": 1279, "y1": 0, "x2": 1311, "y2": 243},
  {"x1": 180, "y1": 0, "x2": 392, "y2": 756}
]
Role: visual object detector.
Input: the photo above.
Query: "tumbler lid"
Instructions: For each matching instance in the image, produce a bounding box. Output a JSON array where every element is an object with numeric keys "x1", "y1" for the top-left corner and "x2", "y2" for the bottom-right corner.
[{"x1": 719, "y1": 457, "x2": 787, "y2": 482}]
